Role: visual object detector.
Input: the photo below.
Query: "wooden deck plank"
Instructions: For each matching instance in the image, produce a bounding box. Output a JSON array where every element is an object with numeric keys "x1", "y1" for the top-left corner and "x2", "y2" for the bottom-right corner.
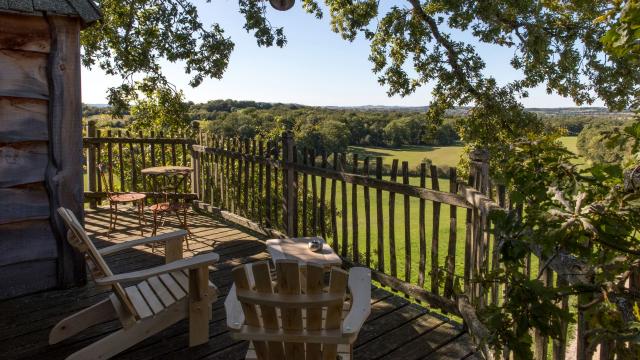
[
  {"x1": 0, "y1": 208, "x2": 473, "y2": 360},
  {"x1": 380, "y1": 321, "x2": 464, "y2": 359},
  {"x1": 356, "y1": 312, "x2": 446, "y2": 359},
  {"x1": 423, "y1": 334, "x2": 478, "y2": 360},
  {"x1": 0, "y1": 240, "x2": 265, "y2": 340}
]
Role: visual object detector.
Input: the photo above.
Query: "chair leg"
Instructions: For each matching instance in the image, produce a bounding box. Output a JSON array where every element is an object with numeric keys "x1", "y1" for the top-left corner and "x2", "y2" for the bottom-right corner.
[
  {"x1": 137, "y1": 201, "x2": 144, "y2": 236},
  {"x1": 49, "y1": 298, "x2": 116, "y2": 345},
  {"x1": 189, "y1": 267, "x2": 212, "y2": 347},
  {"x1": 64, "y1": 302, "x2": 187, "y2": 360},
  {"x1": 176, "y1": 208, "x2": 192, "y2": 250},
  {"x1": 108, "y1": 202, "x2": 114, "y2": 237},
  {"x1": 113, "y1": 202, "x2": 119, "y2": 232},
  {"x1": 152, "y1": 211, "x2": 158, "y2": 237}
]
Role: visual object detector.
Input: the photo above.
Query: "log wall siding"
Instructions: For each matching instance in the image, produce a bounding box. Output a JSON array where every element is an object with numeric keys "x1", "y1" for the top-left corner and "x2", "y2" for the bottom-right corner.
[{"x1": 0, "y1": 13, "x2": 85, "y2": 299}]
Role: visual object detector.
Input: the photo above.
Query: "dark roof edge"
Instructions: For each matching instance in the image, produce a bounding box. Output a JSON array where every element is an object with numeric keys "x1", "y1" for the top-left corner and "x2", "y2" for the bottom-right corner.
[
  {"x1": 66, "y1": 0, "x2": 102, "y2": 25},
  {"x1": 0, "y1": 0, "x2": 101, "y2": 26}
]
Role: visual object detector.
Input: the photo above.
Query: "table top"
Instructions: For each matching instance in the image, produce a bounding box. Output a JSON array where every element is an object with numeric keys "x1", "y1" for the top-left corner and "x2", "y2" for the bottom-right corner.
[
  {"x1": 141, "y1": 165, "x2": 192, "y2": 175},
  {"x1": 266, "y1": 237, "x2": 342, "y2": 267}
]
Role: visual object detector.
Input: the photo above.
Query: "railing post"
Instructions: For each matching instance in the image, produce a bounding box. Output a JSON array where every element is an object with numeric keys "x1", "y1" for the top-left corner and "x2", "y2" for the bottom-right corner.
[
  {"x1": 191, "y1": 122, "x2": 201, "y2": 198},
  {"x1": 468, "y1": 148, "x2": 489, "y2": 306},
  {"x1": 282, "y1": 131, "x2": 295, "y2": 236},
  {"x1": 86, "y1": 120, "x2": 97, "y2": 209},
  {"x1": 469, "y1": 148, "x2": 489, "y2": 194}
]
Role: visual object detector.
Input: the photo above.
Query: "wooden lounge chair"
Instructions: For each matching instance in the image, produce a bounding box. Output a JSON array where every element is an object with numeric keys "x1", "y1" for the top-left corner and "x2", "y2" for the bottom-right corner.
[
  {"x1": 225, "y1": 260, "x2": 371, "y2": 360},
  {"x1": 50, "y1": 207, "x2": 219, "y2": 360}
]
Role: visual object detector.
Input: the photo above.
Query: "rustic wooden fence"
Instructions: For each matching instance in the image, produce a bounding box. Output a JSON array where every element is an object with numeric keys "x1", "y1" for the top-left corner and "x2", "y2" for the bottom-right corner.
[
  {"x1": 190, "y1": 130, "x2": 602, "y2": 360},
  {"x1": 81, "y1": 124, "x2": 610, "y2": 360}
]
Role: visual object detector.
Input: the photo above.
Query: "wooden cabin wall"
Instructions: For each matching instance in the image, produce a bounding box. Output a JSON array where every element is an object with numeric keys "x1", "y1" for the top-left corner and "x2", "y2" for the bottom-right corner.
[{"x1": 0, "y1": 13, "x2": 85, "y2": 299}]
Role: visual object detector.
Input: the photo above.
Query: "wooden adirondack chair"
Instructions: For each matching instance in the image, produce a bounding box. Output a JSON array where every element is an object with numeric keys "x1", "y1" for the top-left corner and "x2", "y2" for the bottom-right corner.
[
  {"x1": 225, "y1": 260, "x2": 371, "y2": 360},
  {"x1": 50, "y1": 208, "x2": 219, "y2": 360}
]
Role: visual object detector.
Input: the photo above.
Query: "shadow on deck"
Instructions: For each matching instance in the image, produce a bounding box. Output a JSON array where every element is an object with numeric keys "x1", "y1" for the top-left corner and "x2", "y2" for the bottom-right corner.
[{"x1": 0, "y1": 207, "x2": 479, "y2": 360}]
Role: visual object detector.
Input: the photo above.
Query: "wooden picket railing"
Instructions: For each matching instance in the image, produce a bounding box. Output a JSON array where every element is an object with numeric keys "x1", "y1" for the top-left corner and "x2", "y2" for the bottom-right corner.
[
  {"x1": 83, "y1": 121, "x2": 197, "y2": 208},
  {"x1": 82, "y1": 123, "x2": 608, "y2": 360}
]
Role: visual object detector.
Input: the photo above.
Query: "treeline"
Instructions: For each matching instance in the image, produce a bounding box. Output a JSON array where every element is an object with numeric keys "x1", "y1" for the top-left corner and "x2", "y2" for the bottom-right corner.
[
  {"x1": 83, "y1": 100, "x2": 635, "y2": 163},
  {"x1": 576, "y1": 119, "x2": 636, "y2": 164},
  {"x1": 187, "y1": 100, "x2": 460, "y2": 154},
  {"x1": 544, "y1": 114, "x2": 632, "y2": 136}
]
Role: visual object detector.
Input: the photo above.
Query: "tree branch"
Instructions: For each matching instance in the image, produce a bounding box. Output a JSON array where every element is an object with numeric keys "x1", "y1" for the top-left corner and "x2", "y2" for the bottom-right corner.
[{"x1": 406, "y1": 0, "x2": 479, "y2": 97}]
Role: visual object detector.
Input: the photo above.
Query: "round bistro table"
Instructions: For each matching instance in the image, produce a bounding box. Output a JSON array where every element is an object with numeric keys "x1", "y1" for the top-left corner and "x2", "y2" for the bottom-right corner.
[{"x1": 141, "y1": 166, "x2": 193, "y2": 239}]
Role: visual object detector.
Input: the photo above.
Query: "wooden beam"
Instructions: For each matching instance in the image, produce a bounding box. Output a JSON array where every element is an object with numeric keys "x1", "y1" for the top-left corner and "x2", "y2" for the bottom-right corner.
[
  {"x1": 45, "y1": 15, "x2": 85, "y2": 288},
  {"x1": 84, "y1": 137, "x2": 196, "y2": 145}
]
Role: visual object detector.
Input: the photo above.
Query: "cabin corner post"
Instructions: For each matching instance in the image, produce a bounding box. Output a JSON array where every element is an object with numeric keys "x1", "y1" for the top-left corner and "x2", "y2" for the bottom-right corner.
[
  {"x1": 282, "y1": 131, "x2": 295, "y2": 236},
  {"x1": 87, "y1": 120, "x2": 97, "y2": 209},
  {"x1": 46, "y1": 15, "x2": 86, "y2": 288}
]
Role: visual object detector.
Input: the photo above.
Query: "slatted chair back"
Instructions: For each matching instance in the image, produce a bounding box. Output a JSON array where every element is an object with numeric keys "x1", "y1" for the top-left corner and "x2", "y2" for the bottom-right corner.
[
  {"x1": 57, "y1": 207, "x2": 139, "y2": 319},
  {"x1": 232, "y1": 259, "x2": 349, "y2": 360}
]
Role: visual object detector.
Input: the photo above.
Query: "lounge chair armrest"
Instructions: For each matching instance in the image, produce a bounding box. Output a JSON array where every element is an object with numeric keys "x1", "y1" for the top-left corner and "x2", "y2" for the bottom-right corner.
[
  {"x1": 98, "y1": 230, "x2": 188, "y2": 256},
  {"x1": 225, "y1": 284, "x2": 245, "y2": 330},
  {"x1": 95, "y1": 252, "x2": 219, "y2": 286},
  {"x1": 342, "y1": 267, "x2": 371, "y2": 336}
]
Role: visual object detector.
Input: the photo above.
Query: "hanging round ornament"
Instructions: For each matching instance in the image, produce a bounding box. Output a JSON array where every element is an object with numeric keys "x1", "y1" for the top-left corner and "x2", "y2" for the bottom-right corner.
[{"x1": 270, "y1": 0, "x2": 294, "y2": 11}]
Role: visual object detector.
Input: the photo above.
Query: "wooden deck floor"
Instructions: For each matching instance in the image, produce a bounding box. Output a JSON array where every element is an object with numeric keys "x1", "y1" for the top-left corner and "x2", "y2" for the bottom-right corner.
[{"x1": 0, "y1": 208, "x2": 479, "y2": 360}]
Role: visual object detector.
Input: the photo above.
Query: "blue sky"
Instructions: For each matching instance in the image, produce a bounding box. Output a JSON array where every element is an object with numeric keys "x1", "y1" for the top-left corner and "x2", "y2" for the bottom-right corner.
[{"x1": 81, "y1": 0, "x2": 603, "y2": 108}]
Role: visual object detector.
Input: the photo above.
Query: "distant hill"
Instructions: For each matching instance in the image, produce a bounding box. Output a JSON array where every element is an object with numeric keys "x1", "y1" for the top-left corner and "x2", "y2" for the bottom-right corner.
[
  {"x1": 325, "y1": 105, "x2": 634, "y2": 117},
  {"x1": 84, "y1": 102, "x2": 634, "y2": 117}
]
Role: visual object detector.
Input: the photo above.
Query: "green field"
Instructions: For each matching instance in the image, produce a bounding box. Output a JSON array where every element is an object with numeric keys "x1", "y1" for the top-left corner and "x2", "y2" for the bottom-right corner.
[
  {"x1": 313, "y1": 142, "x2": 470, "y2": 291},
  {"x1": 319, "y1": 138, "x2": 578, "y2": 291},
  {"x1": 350, "y1": 136, "x2": 578, "y2": 169},
  {"x1": 560, "y1": 136, "x2": 578, "y2": 154},
  {"x1": 350, "y1": 144, "x2": 465, "y2": 169}
]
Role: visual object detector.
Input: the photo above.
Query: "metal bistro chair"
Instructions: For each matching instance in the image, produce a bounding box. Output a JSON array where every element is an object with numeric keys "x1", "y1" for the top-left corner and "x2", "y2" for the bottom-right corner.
[
  {"x1": 98, "y1": 163, "x2": 146, "y2": 236},
  {"x1": 145, "y1": 167, "x2": 193, "y2": 247}
]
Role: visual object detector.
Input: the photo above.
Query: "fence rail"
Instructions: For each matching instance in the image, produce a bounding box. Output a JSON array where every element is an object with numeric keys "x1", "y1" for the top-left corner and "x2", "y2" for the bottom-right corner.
[{"x1": 81, "y1": 123, "x2": 609, "y2": 360}]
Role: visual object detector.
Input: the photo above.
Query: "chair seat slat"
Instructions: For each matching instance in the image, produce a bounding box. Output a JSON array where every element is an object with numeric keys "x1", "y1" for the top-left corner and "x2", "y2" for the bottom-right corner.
[
  {"x1": 136, "y1": 281, "x2": 165, "y2": 314},
  {"x1": 172, "y1": 270, "x2": 190, "y2": 292},
  {"x1": 125, "y1": 286, "x2": 154, "y2": 319},
  {"x1": 147, "y1": 276, "x2": 177, "y2": 307},
  {"x1": 159, "y1": 273, "x2": 186, "y2": 299}
]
